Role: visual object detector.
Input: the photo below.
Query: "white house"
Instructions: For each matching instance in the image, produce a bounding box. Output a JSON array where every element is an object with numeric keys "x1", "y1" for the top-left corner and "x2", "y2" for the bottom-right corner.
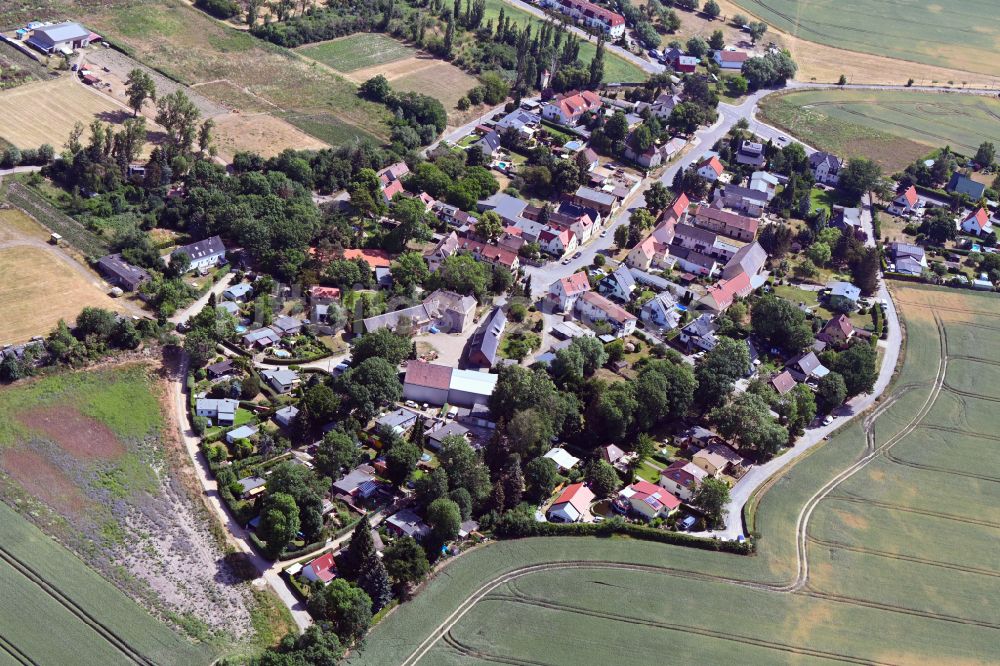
[
  {"x1": 658, "y1": 460, "x2": 707, "y2": 501},
  {"x1": 195, "y1": 397, "x2": 238, "y2": 425},
  {"x1": 541, "y1": 90, "x2": 603, "y2": 125},
  {"x1": 172, "y1": 236, "x2": 226, "y2": 272},
  {"x1": 299, "y1": 552, "x2": 337, "y2": 585},
  {"x1": 548, "y1": 271, "x2": 591, "y2": 312},
  {"x1": 809, "y1": 152, "x2": 842, "y2": 185},
  {"x1": 575, "y1": 291, "x2": 638, "y2": 337},
  {"x1": 544, "y1": 447, "x2": 580, "y2": 472},
  {"x1": 749, "y1": 171, "x2": 780, "y2": 200},
  {"x1": 618, "y1": 480, "x2": 681, "y2": 521},
  {"x1": 598, "y1": 266, "x2": 637, "y2": 302},
  {"x1": 641, "y1": 292, "x2": 681, "y2": 331},
  {"x1": 714, "y1": 49, "x2": 749, "y2": 70},
  {"x1": 538, "y1": 227, "x2": 578, "y2": 258},
  {"x1": 537, "y1": 0, "x2": 626, "y2": 37},
  {"x1": 961, "y1": 207, "x2": 994, "y2": 236},
  {"x1": 262, "y1": 368, "x2": 299, "y2": 394},
  {"x1": 888, "y1": 186, "x2": 919, "y2": 216},
  {"x1": 697, "y1": 155, "x2": 725, "y2": 182},
  {"x1": 547, "y1": 482, "x2": 595, "y2": 523}
]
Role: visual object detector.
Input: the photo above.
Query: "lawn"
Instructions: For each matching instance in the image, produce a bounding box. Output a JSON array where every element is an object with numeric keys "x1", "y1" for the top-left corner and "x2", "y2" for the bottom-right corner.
[
  {"x1": 728, "y1": 0, "x2": 999, "y2": 77},
  {"x1": 759, "y1": 89, "x2": 1000, "y2": 171},
  {"x1": 297, "y1": 33, "x2": 416, "y2": 72},
  {"x1": 351, "y1": 283, "x2": 1000, "y2": 666},
  {"x1": 771, "y1": 283, "x2": 870, "y2": 329},
  {"x1": 0, "y1": 364, "x2": 260, "y2": 656}
]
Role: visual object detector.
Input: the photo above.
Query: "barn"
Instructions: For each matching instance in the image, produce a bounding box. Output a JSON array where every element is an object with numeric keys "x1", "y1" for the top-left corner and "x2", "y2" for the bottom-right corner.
[{"x1": 27, "y1": 22, "x2": 92, "y2": 54}]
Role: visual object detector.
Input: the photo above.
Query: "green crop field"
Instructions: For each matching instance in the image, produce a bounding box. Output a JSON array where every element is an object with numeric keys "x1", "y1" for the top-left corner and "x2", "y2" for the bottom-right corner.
[
  {"x1": 728, "y1": 0, "x2": 1000, "y2": 77},
  {"x1": 354, "y1": 283, "x2": 1000, "y2": 666},
  {"x1": 759, "y1": 89, "x2": 1000, "y2": 171},
  {"x1": 298, "y1": 33, "x2": 417, "y2": 72}
]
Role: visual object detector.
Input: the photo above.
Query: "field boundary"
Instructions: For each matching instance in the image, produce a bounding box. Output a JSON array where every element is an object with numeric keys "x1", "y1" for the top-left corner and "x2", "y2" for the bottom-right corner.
[{"x1": 3, "y1": 182, "x2": 108, "y2": 258}]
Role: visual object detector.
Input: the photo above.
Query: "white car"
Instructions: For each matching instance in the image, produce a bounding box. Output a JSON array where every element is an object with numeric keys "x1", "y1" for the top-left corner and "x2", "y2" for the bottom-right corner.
[
  {"x1": 822, "y1": 414, "x2": 834, "y2": 426},
  {"x1": 600, "y1": 230, "x2": 609, "y2": 238}
]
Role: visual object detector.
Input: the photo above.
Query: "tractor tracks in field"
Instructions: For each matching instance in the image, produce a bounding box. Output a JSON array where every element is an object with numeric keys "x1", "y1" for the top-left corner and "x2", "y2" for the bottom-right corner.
[
  {"x1": 807, "y1": 536, "x2": 1000, "y2": 579},
  {"x1": 0, "y1": 633, "x2": 35, "y2": 666},
  {"x1": 0, "y1": 545, "x2": 153, "y2": 665}
]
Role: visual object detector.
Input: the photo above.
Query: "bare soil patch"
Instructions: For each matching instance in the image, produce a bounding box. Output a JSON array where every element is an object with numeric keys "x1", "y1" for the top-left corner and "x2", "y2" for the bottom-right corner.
[
  {"x1": 17, "y1": 405, "x2": 127, "y2": 459},
  {"x1": 835, "y1": 509, "x2": 868, "y2": 531},
  {"x1": 1, "y1": 448, "x2": 90, "y2": 517},
  {"x1": 212, "y1": 113, "x2": 329, "y2": 161}
]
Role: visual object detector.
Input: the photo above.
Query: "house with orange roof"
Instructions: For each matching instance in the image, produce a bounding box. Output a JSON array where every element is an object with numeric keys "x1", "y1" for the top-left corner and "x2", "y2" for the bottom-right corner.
[
  {"x1": 300, "y1": 551, "x2": 337, "y2": 585},
  {"x1": 542, "y1": 90, "x2": 603, "y2": 126},
  {"x1": 700, "y1": 271, "x2": 752, "y2": 312},
  {"x1": 662, "y1": 193, "x2": 690, "y2": 225},
  {"x1": 342, "y1": 248, "x2": 392, "y2": 269},
  {"x1": 618, "y1": 480, "x2": 681, "y2": 521},
  {"x1": 769, "y1": 370, "x2": 797, "y2": 396},
  {"x1": 697, "y1": 155, "x2": 725, "y2": 182},
  {"x1": 547, "y1": 482, "x2": 596, "y2": 523},
  {"x1": 538, "y1": 227, "x2": 578, "y2": 258},
  {"x1": 888, "y1": 185, "x2": 920, "y2": 216},
  {"x1": 961, "y1": 207, "x2": 993, "y2": 236},
  {"x1": 548, "y1": 271, "x2": 591, "y2": 312}
]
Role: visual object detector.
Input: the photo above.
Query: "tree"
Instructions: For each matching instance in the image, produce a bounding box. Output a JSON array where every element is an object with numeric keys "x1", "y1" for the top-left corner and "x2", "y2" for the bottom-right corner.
[
  {"x1": 586, "y1": 460, "x2": 620, "y2": 498},
  {"x1": 741, "y1": 51, "x2": 796, "y2": 90},
  {"x1": 352, "y1": 328, "x2": 412, "y2": 366},
  {"x1": 919, "y1": 207, "x2": 958, "y2": 244},
  {"x1": 524, "y1": 456, "x2": 558, "y2": 503},
  {"x1": 614, "y1": 224, "x2": 630, "y2": 250},
  {"x1": 816, "y1": 371, "x2": 847, "y2": 413},
  {"x1": 974, "y1": 141, "x2": 996, "y2": 168},
  {"x1": 357, "y1": 551, "x2": 393, "y2": 613},
  {"x1": 694, "y1": 477, "x2": 729, "y2": 526},
  {"x1": 359, "y1": 75, "x2": 390, "y2": 104},
  {"x1": 340, "y1": 357, "x2": 402, "y2": 421},
  {"x1": 708, "y1": 29, "x2": 725, "y2": 50},
  {"x1": 298, "y1": 383, "x2": 340, "y2": 434},
  {"x1": 685, "y1": 36, "x2": 709, "y2": 58},
  {"x1": 384, "y1": 537, "x2": 430, "y2": 589},
  {"x1": 635, "y1": 360, "x2": 696, "y2": 430},
  {"x1": 436, "y1": 435, "x2": 490, "y2": 501},
  {"x1": 850, "y1": 247, "x2": 880, "y2": 296},
  {"x1": 0, "y1": 354, "x2": 25, "y2": 383},
  {"x1": 432, "y1": 254, "x2": 490, "y2": 299},
  {"x1": 747, "y1": 20, "x2": 767, "y2": 43},
  {"x1": 315, "y1": 430, "x2": 359, "y2": 479},
  {"x1": 830, "y1": 341, "x2": 877, "y2": 396},
  {"x1": 589, "y1": 39, "x2": 605, "y2": 87},
  {"x1": 703, "y1": 0, "x2": 721, "y2": 19},
  {"x1": 807, "y1": 241, "x2": 832, "y2": 266},
  {"x1": 604, "y1": 111, "x2": 630, "y2": 142},
  {"x1": 837, "y1": 74, "x2": 848, "y2": 86},
  {"x1": 415, "y1": 466, "x2": 449, "y2": 505},
  {"x1": 645, "y1": 181, "x2": 670, "y2": 216},
  {"x1": 385, "y1": 440, "x2": 420, "y2": 486},
  {"x1": 726, "y1": 75, "x2": 749, "y2": 96},
  {"x1": 258, "y1": 492, "x2": 299, "y2": 558},
  {"x1": 391, "y1": 252, "x2": 430, "y2": 295},
  {"x1": 751, "y1": 295, "x2": 814, "y2": 354},
  {"x1": 695, "y1": 337, "x2": 750, "y2": 409},
  {"x1": 426, "y1": 498, "x2": 461, "y2": 542},
  {"x1": 838, "y1": 158, "x2": 882, "y2": 204},
  {"x1": 710, "y1": 392, "x2": 787, "y2": 457},
  {"x1": 155, "y1": 90, "x2": 201, "y2": 153},
  {"x1": 308, "y1": 579, "x2": 372, "y2": 641},
  {"x1": 125, "y1": 69, "x2": 156, "y2": 117},
  {"x1": 253, "y1": 624, "x2": 343, "y2": 665},
  {"x1": 477, "y1": 210, "x2": 504, "y2": 242}
]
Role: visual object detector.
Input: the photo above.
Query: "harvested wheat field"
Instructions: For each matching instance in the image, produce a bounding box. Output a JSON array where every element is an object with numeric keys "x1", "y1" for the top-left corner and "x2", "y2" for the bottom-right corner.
[
  {"x1": 0, "y1": 76, "x2": 126, "y2": 150},
  {"x1": 212, "y1": 112, "x2": 329, "y2": 160},
  {"x1": 0, "y1": 245, "x2": 125, "y2": 346}
]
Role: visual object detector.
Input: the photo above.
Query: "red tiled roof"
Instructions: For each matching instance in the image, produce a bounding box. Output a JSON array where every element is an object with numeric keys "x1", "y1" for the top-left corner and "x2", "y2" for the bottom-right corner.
[
  {"x1": 580, "y1": 291, "x2": 637, "y2": 323},
  {"x1": 694, "y1": 205, "x2": 760, "y2": 235},
  {"x1": 665, "y1": 193, "x2": 690, "y2": 222},
  {"x1": 382, "y1": 178, "x2": 405, "y2": 200},
  {"x1": 660, "y1": 460, "x2": 703, "y2": 487},
  {"x1": 309, "y1": 286, "x2": 341, "y2": 300},
  {"x1": 900, "y1": 185, "x2": 918, "y2": 206},
  {"x1": 306, "y1": 552, "x2": 337, "y2": 583},
  {"x1": 964, "y1": 207, "x2": 989, "y2": 230},
  {"x1": 770, "y1": 370, "x2": 796, "y2": 395},
  {"x1": 629, "y1": 480, "x2": 681, "y2": 511},
  {"x1": 558, "y1": 271, "x2": 591, "y2": 296},
  {"x1": 404, "y1": 361, "x2": 453, "y2": 390},
  {"x1": 699, "y1": 156, "x2": 724, "y2": 176},
  {"x1": 704, "y1": 271, "x2": 751, "y2": 310},
  {"x1": 717, "y1": 50, "x2": 749, "y2": 63},
  {"x1": 343, "y1": 248, "x2": 392, "y2": 268},
  {"x1": 552, "y1": 482, "x2": 595, "y2": 514},
  {"x1": 552, "y1": 90, "x2": 603, "y2": 119}
]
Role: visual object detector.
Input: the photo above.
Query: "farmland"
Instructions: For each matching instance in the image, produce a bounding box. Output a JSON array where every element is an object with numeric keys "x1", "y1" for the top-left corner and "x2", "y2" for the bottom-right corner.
[
  {"x1": 0, "y1": 364, "x2": 259, "y2": 659},
  {"x1": 727, "y1": 0, "x2": 1000, "y2": 78},
  {"x1": 759, "y1": 89, "x2": 1000, "y2": 171},
  {"x1": 353, "y1": 283, "x2": 999, "y2": 666},
  {"x1": 298, "y1": 33, "x2": 417, "y2": 73}
]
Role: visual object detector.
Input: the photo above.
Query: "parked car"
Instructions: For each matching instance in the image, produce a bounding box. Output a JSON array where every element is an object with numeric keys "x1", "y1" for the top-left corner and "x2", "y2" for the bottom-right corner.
[
  {"x1": 679, "y1": 515, "x2": 698, "y2": 531},
  {"x1": 573, "y1": 251, "x2": 583, "y2": 260},
  {"x1": 822, "y1": 414, "x2": 834, "y2": 426}
]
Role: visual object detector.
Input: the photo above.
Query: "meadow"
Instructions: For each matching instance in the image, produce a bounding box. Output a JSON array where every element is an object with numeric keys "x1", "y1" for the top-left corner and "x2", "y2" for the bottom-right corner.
[
  {"x1": 727, "y1": 0, "x2": 1000, "y2": 77},
  {"x1": 353, "y1": 283, "x2": 1000, "y2": 665},
  {"x1": 298, "y1": 33, "x2": 417, "y2": 73},
  {"x1": 759, "y1": 89, "x2": 1000, "y2": 171},
  {"x1": 0, "y1": 365, "x2": 258, "y2": 659}
]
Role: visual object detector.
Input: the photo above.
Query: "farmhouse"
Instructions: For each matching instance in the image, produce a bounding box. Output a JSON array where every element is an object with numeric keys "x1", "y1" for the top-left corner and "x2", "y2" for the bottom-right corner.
[
  {"x1": 300, "y1": 552, "x2": 337, "y2": 585},
  {"x1": 714, "y1": 49, "x2": 749, "y2": 69},
  {"x1": 809, "y1": 151, "x2": 842, "y2": 185},
  {"x1": 96, "y1": 253, "x2": 151, "y2": 291},
  {"x1": 27, "y1": 22, "x2": 92, "y2": 54},
  {"x1": 575, "y1": 291, "x2": 638, "y2": 337},
  {"x1": 542, "y1": 90, "x2": 603, "y2": 125},
  {"x1": 618, "y1": 480, "x2": 681, "y2": 521},
  {"x1": 961, "y1": 207, "x2": 993, "y2": 235},
  {"x1": 537, "y1": 0, "x2": 625, "y2": 37},
  {"x1": 195, "y1": 397, "x2": 238, "y2": 425},
  {"x1": 172, "y1": 236, "x2": 226, "y2": 272},
  {"x1": 659, "y1": 460, "x2": 706, "y2": 501},
  {"x1": 547, "y1": 482, "x2": 595, "y2": 523}
]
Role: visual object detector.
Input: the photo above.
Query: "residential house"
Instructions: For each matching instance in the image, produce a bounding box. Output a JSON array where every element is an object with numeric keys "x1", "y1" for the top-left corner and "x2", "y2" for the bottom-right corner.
[
  {"x1": 575, "y1": 291, "x2": 638, "y2": 337},
  {"x1": 308, "y1": 286, "x2": 341, "y2": 303},
  {"x1": 300, "y1": 552, "x2": 337, "y2": 585},
  {"x1": 809, "y1": 151, "x2": 842, "y2": 185},
  {"x1": 697, "y1": 155, "x2": 725, "y2": 182},
  {"x1": 668, "y1": 245, "x2": 719, "y2": 277},
  {"x1": 947, "y1": 173, "x2": 986, "y2": 200},
  {"x1": 700, "y1": 271, "x2": 752, "y2": 312},
  {"x1": 887, "y1": 185, "x2": 919, "y2": 216},
  {"x1": 547, "y1": 482, "x2": 595, "y2": 523},
  {"x1": 672, "y1": 54, "x2": 698, "y2": 73},
  {"x1": 770, "y1": 370, "x2": 797, "y2": 396},
  {"x1": 721, "y1": 241, "x2": 767, "y2": 281},
  {"x1": 578, "y1": 147, "x2": 601, "y2": 171},
  {"x1": 658, "y1": 460, "x2": 707, "y2": 501},
  {"x1": 692, "y1": 443, "x2": 742, "y2": 477},
  {"x1": 598, "y1": 265, "x2": 637, "y2": 302},
  {"x1": 619, "y1": 480, "x2": 681, "y2": 521},
  {"x1": 496, "y1": 109, "x2": 541, "y2": 138},
  {"x1": 237, "y1": 476, "x2": 267, "y2": 500},
  {"x1": 473, "y1": 130, "x2": 501, "y2": 157},
  {"x1": 223, "y1": 282, "x2": 253, "y2": 301},
  {"x1": 273, "y1": 405, "x2": 299, "y2": 428},
  {"x1": 206, "y1": 359, "x2": 235, "y2": 380},
  {"x1": 624, "y1": 140, "x2": 669, "y2": 169},
  {"x1": 386, "y1": 508, "x2": 431, "y2": 540},
  {"x1": 961, "y1": 207, "x2": 994, "y2": 236},
  {"x1": 713, "y1": 184, "x2": 768, "y2": 216},
  {"x1": 714, "y1": 49, "x2": 749, "y2": 69},
  {"x1": 478, "y1": 193, "x2": 529, "y2": 227},
  {"x1": 96, "y1": 253, "x2": 150, "y2": 291},
  {"x1": 27, "y1": 22, "x2": 92, "y2": 53},
  {"x1": 735, "y1": 140, "x2": 766, "y2": 168},
  {"x1": 262, "y1": 368, "x2": 299, "y2": 394},
  {"x1": 217, "y1": 301, "x2": 240, "y2": 316},
  {"x1": 172, "y1": 235, "x2": 226, "y2": 272},
  {"x1": 538, "y1": 227, "x2": 578, "y2": 258},
  {"x1": 827, "y1": 281, "x2": 861, "y2": 310},
  {"x1": 226, "y1": 424, "x2": 258, "y2": 445},
  {"x1": 195, "y1": 397, "x2": 238, "y2": 425},
  {"x1": 787, "y1": 351, "x2": 830, "y2": 382},
  {"x1": 641, "y1": 292, "x2": 681, "y2": 331},
  {"x1": 377, "y1": 162, "x2": 409, "y2": 201},
  {"x1": 626, "y1": 235, "x2": 668, "y2": 271},
  {"x1": 426, "y1": 422, "x2": 469, "y2": 450},
  {"x1": 548, "y1": 271, "x2": 591, "y2": 312},
  {"x1": 432, "y1": 202, "x2": 478, "y2": 228},
  {"x1": 889, "y1": 242, "x2": 927, "y2": 276},
  {"x1": 817, "y1": 314, "x2": 856, "y2": 347},
  {"x1": 544, "y1": 447, "x2": 580, "y2": 472},
  {"x1": 468, "y1": 307, "x2": 507, "y2": 367},
  {"x1": 376, "y1": 408, "x2": 420, "y2": 436},
  {"x1": 647, "y1": 92, "x2": 682, "y2": 121},
  {"x1": 541, "y1": 90, "x2": 603, "y2": 125},
  {"x1": 749, "y1": 171, "x2": 780, "y2": 200},
  {"x1": 571, "y1": 186, "x2": 617, "y2": 216},
  {"x1": 271, "y1": 315, "x2": 303, "y2": 337},
  {"x1": 693, "y1": 206, "x2": 759, "y2": 241},
  {"x1": 423, "y1": 290, "x2": 477, "y2": 333},
  {"x1": 332, "y1": 466, "x2": 379, "y2": 499},
  {"x1": 662, "y1": 193, "x2": 690, "y2": 225},
  {"x1": 425, "y1": 232, "x2": 461, "y2": 272},
  {"x1": 601, "y1": 444, "x2": 627, "y2": 467},
  {"x1": 537, "y1": 0, "x2": 626, "y2": 37},
  {"x1": 830, "y1": 206, "x2": 865, "y2": 239},
  {"x1": 679, "y1": 314, "x2": 718, "y2": 352}
]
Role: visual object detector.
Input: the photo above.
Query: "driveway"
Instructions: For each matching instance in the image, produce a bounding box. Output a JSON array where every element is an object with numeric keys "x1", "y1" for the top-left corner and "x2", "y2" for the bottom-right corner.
[{"x1": 169, "y1": 272, "x2": 236, "y2": 325}]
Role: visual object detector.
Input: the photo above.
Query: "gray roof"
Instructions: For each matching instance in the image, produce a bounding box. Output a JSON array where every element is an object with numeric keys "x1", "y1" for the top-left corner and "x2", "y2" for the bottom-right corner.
[
  {"x1": 243, "y1": 327, "x2": 280, "y2": 344},
  {"x1": 478, "y1": 193, "x2": 529, "y2": 223},
  {"x1": 363, "y1": 303, "x2": 429, "y2": 332},
  {"x1": 669, "y1": 245, "x2": 718, "y2": 269},
  {"x1": 174, "y1": 235, "x2": 225, "y2": 261},
  {"x1": 274, "y1": 405, "x2": 299, "y2": 424},
  {"x1": 271, "y1": 316, "x2": 301, "y2": 334},
  {"x1": 895, "y1": 256, "x2": 924, "y2": 275},
  {"x1": 468, "y1": 307, "x2": 507, "y2": 366},
  {"x1": 722, "y1": 241, "x2": 767, "y2": 279},
  {"x1": 828, "y1": 281, "x2": 860, "y2": 301},
  {"x1": 675, "y1": 223, "x2": 718, "y2": 245},
  {"x1": 237, "y1": 476, "x2": 267, "y2": 493},
  {"x1": 809, "y1": 151, "x2": 841, "y2": 170},
  {"x1": 497, "y1": 109, "x2": 540, "y2": 130},
  {"x1": 263, "y1": 368, "x2": 298, "y2": 386},
  {"x1": 427, "y1": 421, "x2": 469, "y2": 446},
  {"x1": 792, "y1": 351, "x2": 822, "y2": 375},
  {"x1": 206, "y1": 358, "x2": 235, "y2": 376},
  {"x1": 475, "y1": 130, "x2": 501, "y2": 154},
  {"x1": 609, "y1": 265, "x2": 636, "y2": 291},
  {"x1": 683, "y1": 313, "x2": 717, "y2": 339},
  {"x1": 224, "y1": 282, "x2": 253, "y2": 298},
  {"x1": 386, "y1": 508, "x2": 431, "y2": 539},
  {"x1": 723, "y1": 184, "x2": 768, "y2": 202},
  {"x1": 629, "y1": 267, "x2": 673, "y2": 291},
  {"x1": 947, "y1": 173, "x2": 986, "y2": 199},
  {"x1": 31, "y1": 22, "x2": 90, "y2": 43},
  {"x1": 218, "y1": 301, "x2": 240, "y2": 315},
  {"x1": 97, "y1": 253, "x2": 150, "y2": 285},
  {"x1": 890, "y1": 242, "x2": 925, "y2": 260},
  {"x1": 376, "y1": 408, "x2": 420, "y2": 432},
  {"x1": 332, "y1": 466, "x2": 374, "y2": 495},
  {"x1": 574, "y1": 187, "x2": 617, "y2": 207},
  {"x1": 832, "y1": 206, "x2": 862, "y2": 228}
]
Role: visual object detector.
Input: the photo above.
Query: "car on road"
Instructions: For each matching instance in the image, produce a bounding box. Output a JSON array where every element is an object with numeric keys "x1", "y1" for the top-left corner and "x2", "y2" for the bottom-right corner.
[
  {"x1": 600, "y1": 230, "x2": 608, "y2": 238},
  {"x1": 405, "y1": 400, "x2": 418, "y2": 409},
  {"x1": 822, "y1": 414, "x2": 834, "y2": 426},
  {"x1": 573, "y1": 251, "x2": 583, "y2": 259},
  {"x1": 561, "y1": 257, "x2": 571, "y2": 265}
]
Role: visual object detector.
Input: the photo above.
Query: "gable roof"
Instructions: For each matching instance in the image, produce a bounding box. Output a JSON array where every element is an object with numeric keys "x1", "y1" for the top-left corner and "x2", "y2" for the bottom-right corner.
[
  {"x1": 468, "y1": 307, "x2": 507, "y2": 366},
  {"x1": 821, "y1": 313, "x2": 855, "y2": 339},
  {"x1": 896, "y1": 185, "x2": 918, "y2": 207},
  {"x1": 31, "y1": 22, "x2": 90, "y2": 43},
  {"x1": 694, "y1": 205, "x2": 760, "y2": 236},
  {"x1": 698, "y1": 155, "x2": 724, "y2": 176},
  {"x1": 174, "y1": 235, "x2": 225, "y2": 261},
  {"x1": 97, "y1": 253, "x2": 150, "y2": 286},
  {"x1": 342, "y1": 248, "x2": 392, "y2": 268},
  {"x1": 722, "y1": 241, "x2": 767, "y2": 280},
  {"x1": 809, "y1": 151, "x2": 841, "y2": 170},
  {"x1": 770, "y1": 370, "x2": 797, "y2": 395},
  {"x1": 556, "y1": 271, "x2": 592, "y2": 296},
  {"x1": 305, "y1": 552, "x2": 337, "y2": 583},
  {"x1": 664, "y1": 193, "x2": 689, "y2": 222},
  {"x1": 702, "y1": 271, "x2": 751, "y2": 311},
  {"x1": 716, "y1": 49, "x2": 749, "y2": 63},
  {"x1": 963, "y1": 207, "x2": 990, "y2": 230},
  {"x1": 404, "y1": 361, "x2": 453, "y2": 390},
  {"x1": 579, "y1": 291, "x2": 637, "y2": 324},
  {"x1": 660, "y1": 460, "x2": 707, "y2": 486},
  {"x1": 552, "y1": 482, "x2": 595, "y2": 515},
  {"x1": 947, "y1": 173, "x2": 986, "y2": 199}
]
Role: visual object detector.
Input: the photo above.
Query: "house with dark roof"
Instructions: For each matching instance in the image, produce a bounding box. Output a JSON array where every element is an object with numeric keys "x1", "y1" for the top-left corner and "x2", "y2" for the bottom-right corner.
[
  {"x1": 692, "y1": 205, "x2": 759, "y2": 241},
  {"x1": 598, "y1": 265, "x2": 637, "y2": 302},
  {"x1": 473, "y1": 130, "x2": 501, "y2": 157},
  {"x1": 658, "y1": 460, "x2": 706, "y2": 501},
  {"x1": 787, "y1": 351, "x2": 830, "y2": 382},
  {"x1": 817, "y1": 314, "x2": 856, "y2": 347},
  {"x1": 468, "y1": 307, "x2": 507, "y2": 367},
  {"x1": 721, "y1": 241, "x2": 767, "y2": 281},
  {"x1": 735, "y1": 140, "x2": 766, "y2": 168},
  {"x1": 206, "y1": 358, "x2": 235, "y2": 380},
  {"x1": 386, "y1": 508, "x2": 431, "y2": 540},
  {"x1": 172, "y1": 236, "x2": 226, "y2": 272},
  {"x1": 947, "y1": 173, "x2": 986, "y2": 200},
  {"x1": 713, "y1": 184, "x2": 768, "y2": 217},
  {"x1": 809, "y1": 151, "x2": 842, "y2": 185},
  {"x1": 889, "y1": 242, "x2": 927, "y2": 276},
  {"x1": 640, "y1": 292, "x2": 681, "y2": 331},
  {"x1": 679, "y1": 313, "x2": 718, "y2": 352},
  {"x1": 426, "y1": 422, "x2": 469, "y2": 450},
  {"x1": 570, "y1": 186, "x2": 618, "y2": 216},
  {"x1": 97, "y1": 253, "x2": 150, "y2": 291}
]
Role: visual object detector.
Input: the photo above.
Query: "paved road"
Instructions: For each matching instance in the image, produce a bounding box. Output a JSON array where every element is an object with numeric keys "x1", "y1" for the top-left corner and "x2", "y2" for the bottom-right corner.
[{"x1": 169, "y1": 272, "x2": 236, "y2": 325}]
